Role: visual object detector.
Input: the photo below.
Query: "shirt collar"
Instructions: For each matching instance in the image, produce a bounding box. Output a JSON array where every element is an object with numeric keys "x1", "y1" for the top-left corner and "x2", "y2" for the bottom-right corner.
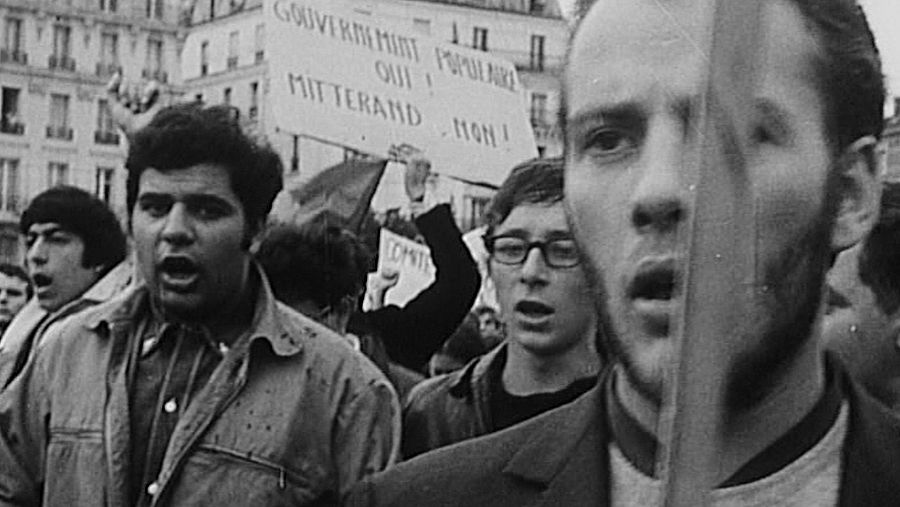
[{"x1": 85, "y1": 262, "x2": 311, "y2": 357}]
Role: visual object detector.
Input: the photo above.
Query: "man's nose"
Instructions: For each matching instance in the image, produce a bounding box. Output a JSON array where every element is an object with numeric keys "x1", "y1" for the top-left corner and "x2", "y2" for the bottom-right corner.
[
  {"x1": 630, "y1": 122, "x2": 688, "y2": 234},
  {"x1": 519, "y1": 246, "x2": 549, "y2": 285},
  {"x1": 26, "y1": 238, "x2": 47, "y2": 266},
  {"x1": 161, "y1": 203, "x2": 195, "y2": 245}
]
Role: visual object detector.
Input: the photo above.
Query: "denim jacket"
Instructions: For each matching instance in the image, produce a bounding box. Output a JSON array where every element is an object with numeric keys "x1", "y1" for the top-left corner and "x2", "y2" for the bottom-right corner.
[{"x1": 0, "y1": 271, "x2": 399, "y2": 506}]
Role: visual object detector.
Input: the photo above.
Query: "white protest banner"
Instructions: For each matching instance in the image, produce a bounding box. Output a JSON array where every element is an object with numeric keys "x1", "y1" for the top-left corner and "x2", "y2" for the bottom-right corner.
[
  {"x1": 265, "y1": 0, "x2": 537, "y2": 186},
  {"x1": 375, "y1": 228, "x2": 435, "y2": 307}
]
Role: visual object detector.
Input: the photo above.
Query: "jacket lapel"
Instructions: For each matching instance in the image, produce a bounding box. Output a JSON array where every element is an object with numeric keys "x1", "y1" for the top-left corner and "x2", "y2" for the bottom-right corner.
[
  {"x1": 838, "y1": 366, "x2": 900, "y2": 506},
  {"x1": 502, "y1": 379, "x2": 612, "y2": 507},
  {"x1": 103, "y1": 319, "x2": 137, "y2": 507}
]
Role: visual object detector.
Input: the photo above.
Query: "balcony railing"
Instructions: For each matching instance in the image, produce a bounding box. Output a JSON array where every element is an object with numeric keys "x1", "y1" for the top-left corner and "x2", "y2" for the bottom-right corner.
[
  {"x1": 46, "y1": 125, "x2": 74, "y2": 140},
  {"x1": 226, "y1": 56, "x2": 238, "y2": 69},
  {"x1": 94, "y1": 130, "x2": 120, "y2": 145},
  {"x1": 142, "y1": 68, "x2": 168, "y2": 83},
  {"x1": 0, "y1": 121, "x2": 24, "y2": 135},
  {"x1": 48, "y1": 54, "x2": 76, "y2": 72},
  {"x1": 0, "y1": 49, "x2": 27, "y2": 65},
  {"x1": 96, "y1": 62, "x2": 120, "y2": 78}
]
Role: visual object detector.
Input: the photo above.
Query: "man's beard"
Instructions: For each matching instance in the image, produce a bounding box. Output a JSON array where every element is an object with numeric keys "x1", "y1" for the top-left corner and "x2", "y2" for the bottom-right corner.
[{"x1": 577, "y1": 168, "x2": 840, "y2": 412}]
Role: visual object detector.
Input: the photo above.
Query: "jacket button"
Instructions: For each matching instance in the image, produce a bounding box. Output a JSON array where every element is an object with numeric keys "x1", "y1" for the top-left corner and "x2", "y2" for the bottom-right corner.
[
  {"x1": 147, "y1": 482, "x2": 160, "y2": 496},
  {"x1": 164, "y1": 398, "x2": 177, "y2": 413}
]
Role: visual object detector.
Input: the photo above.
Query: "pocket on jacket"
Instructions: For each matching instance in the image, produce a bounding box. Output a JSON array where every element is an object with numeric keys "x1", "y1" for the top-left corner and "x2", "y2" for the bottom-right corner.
[
  {"x1": 163, "y1": 444, "x2": 334, "y2": 506},
  {"x1": 45, "y1": 428, "x2": 106, "y2": 505}
]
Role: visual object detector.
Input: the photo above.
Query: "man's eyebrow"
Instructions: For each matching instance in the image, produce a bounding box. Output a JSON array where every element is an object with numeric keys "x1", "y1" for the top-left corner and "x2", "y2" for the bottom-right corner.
[{"x1": 567, "y1": 102, "x2": 645, "y2": 133}]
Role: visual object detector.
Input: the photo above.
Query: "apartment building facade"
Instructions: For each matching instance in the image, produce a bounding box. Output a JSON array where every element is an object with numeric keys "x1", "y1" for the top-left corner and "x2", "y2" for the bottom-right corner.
[{"x1": 0, "y1": 0, "x2": 183, "y2": 261}]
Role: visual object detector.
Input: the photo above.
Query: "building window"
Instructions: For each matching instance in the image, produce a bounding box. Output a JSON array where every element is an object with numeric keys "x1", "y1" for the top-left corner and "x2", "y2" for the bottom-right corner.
[
  {"x1": 47, "y1": 162, "x2": 69, "y2": 188},
  {"x1": 146, "y1": 0, "x2": 164, "y2": 19},
  {"x1": 99, "y1": 0, "x2": 118, "y2": 12},
  {"x1": 95, "y1": 167, "x2": 114, "y2": 203},
  {"x1": 95, "y1": 99, "x2": 119, "y2": 145},
  {"x1": 529, "y1": 0, "x2": 546, "y2": 14},
  {"x1": 227, "y1": 31, "x2": 238, "y2": 69},
  {"x1": 209, "y1": 0, "x2": 216, "y2": 19},
  {"x1": 2, "y1": 18, "x2": 26, "y2": 64},
  {"x1": 223, "y1": 87, "x2": 231, "y2": 105},
  {"x1": 249, "y1": 81, "x2": 259, "y2": 119},
  {"x1": 200, "y1": 41, "x2": 209, "y2": 76},
  {"x1": 97, "y1": 32, "x2": 119, "y2": 77},
  {"x1": 254, "y1": 24, "x2": 264, "y2": 63},
  {"x1": 472, "y1": 27, "x2": 488, "y2": 51},
  {"x1": 195, "y1": 93, "x2": 203, "y2": 103},
  {"x1": 143, "y1": 38, "x2": 165, "y2": 82},
  {"x1": 47, "y1": 94, "x2": 73, "y2": 140},
  {"x1": 530, "y1": 93, "x2": 547, "y2": 126},
  {"x1": 0, "y1": 158, "x2": 20, "y2": 213},
  {"x1": 1, "y1": 87, "x2": 23, "y2": 135},
  {"x1": 530, "y1": 34, "x2": 545, "y2": 71},
  {"x1": 50, "y1": 25, "x2": 75, "y2": 71}
]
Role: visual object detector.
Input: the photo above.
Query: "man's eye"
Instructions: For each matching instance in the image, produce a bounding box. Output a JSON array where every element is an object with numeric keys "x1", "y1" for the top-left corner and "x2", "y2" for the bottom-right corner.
[
  {"x1": 193, "y1": 203, "x2": 229, "y2": 219},
  {"x1": 583, "y1": 129, "x2": 636, "y2": 159},
  {"x1": 140, "y1": 200, "x2": 170, "y2": 217}
]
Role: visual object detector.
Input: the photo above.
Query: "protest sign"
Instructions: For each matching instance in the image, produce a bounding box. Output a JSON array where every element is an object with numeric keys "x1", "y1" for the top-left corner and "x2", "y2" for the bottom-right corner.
[
  {"x1": 374, "y1": 228, "x2": 435, "y2": 307},
  {"x1": 265, "y1": 0, "x2": 537, "y2": 186}
]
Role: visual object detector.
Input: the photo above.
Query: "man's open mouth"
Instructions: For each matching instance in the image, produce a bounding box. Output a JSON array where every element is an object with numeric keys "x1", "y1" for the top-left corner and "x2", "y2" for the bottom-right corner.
[
  {"x1": 158, "y1": 256, "x2": 200, "y2": 290},
  {"x1": 628, "y1": 261, "x2": 678, "y2": 302},
  {"x1": 515, "y1": 300, "x2": 554, "y2": 317},
  {"x1": 31, "y1": 273, "x2": 52, "y2": 290}
]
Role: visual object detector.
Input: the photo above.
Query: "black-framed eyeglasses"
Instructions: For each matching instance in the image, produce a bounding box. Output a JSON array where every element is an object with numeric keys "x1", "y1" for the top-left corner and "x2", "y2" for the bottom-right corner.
[{"x1": 483, "y1": 235, "x2": 580, "y2": 269}]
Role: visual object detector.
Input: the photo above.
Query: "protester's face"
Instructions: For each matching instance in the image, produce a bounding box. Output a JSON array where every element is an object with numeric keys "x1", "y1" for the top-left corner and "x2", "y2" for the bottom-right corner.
[
  {"x1": 0, "y1": 273, "x2": 28, "y2": 325},
  {"x1": 478, "y1": 311, "x2": 504, "y2": 348},
  {"x1": 489, "y1": 202, "x2": 596, "y2": 357},
  {"x1": 132, "y1": 163, "x2": 251, "y2": 320},
  {"x1": 565, "y1": 0, "x2": 840, "y2": 403},
  {"x1": 25, "y1": 223, "x2": 101, "y2": 312}
]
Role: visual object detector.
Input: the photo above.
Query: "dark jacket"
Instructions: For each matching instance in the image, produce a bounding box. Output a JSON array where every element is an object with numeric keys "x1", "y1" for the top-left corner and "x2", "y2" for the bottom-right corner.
[
  {"x1": 351, "y1": 203, "x2": 481, "y2": 372},
  {"x1": 402, "y1": 344, "x2": 504, "y2": 458},
  {"x1": 350, "y1": 358, "x2": 900, "y2": 507},
  {"x1": 0, "y1": 274, "x2": 399, "y2": 506}
]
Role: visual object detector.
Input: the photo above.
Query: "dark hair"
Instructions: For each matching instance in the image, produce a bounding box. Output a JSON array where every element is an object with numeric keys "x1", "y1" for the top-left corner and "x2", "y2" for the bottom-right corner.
[
  {"x1": 0, "y1": 263, "x2": 31, "y2": 299},
  {"x1": 256, "y1": 219, "x2": 371, "y2": 310},
  {"x1": 563, "y1": 0, "x2": 885, "y2": 155},
  {"x1": 125, "y1": 103, "x2": 283, "y2": 236},
  {"x1": 439, "y1": 312, "x2": 487, "y2": 364},
  {"x1": 484, "y1": 157, "x2": 564, "y2": 239},
  {"x1": 20, "y1": 185, "x2": 127, "y2": 273},
  {"x1": 474, "y1": 305, "x2": 497, "y2": 318},
  {"x1": 858, "y1": 181, "x2": 900, "y2": 314}
]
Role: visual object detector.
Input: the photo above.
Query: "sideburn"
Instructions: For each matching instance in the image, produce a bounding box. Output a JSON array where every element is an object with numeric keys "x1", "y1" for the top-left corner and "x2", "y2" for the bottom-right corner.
[{"x1": 725, "y1": 164, "x2": 842, "y2": 413}]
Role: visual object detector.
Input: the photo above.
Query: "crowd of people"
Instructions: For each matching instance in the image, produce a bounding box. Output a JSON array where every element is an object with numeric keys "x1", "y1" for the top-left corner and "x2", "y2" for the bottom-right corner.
[{"x1": 0, "y1": 0, "x2": 898, "y2": 504}]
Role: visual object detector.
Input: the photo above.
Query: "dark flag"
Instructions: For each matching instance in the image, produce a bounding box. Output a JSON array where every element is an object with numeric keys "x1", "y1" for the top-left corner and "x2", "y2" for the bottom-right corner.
[{"x1": 288, "y1": 158, "x2": 388, "y2": 233}]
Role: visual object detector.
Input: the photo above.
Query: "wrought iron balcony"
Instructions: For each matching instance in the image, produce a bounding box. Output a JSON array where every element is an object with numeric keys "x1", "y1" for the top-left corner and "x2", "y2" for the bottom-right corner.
[
  {"x1": 96, "y1": 62, "x2": 120, "y2": 78},
  {"x1": 0, "y1": 121, "x2": 24, "y2": 135},
  {"x1": 0, "y1": 49, "x2": 27, "y2": 65},
  {"x1": 46, "y1": 125, "x2": 74, "y2": 140},
  {"x1": 141, "y1": 68, "x2": 168, "y2": 83},
  {"x1": 94, "y1": 130, "x2": 120, "y2": 145},
  {"x1": 48, "y1": 54, "x2": 76, "y2": 72}
]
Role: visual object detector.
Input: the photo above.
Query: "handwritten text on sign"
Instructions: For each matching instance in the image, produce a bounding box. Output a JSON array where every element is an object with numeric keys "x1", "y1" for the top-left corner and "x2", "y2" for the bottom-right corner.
[
  {"x1": 266, "y1": 0, "x2": 537, "y2": 185},
  {"x1": 377, "y1": 229, "x2": 435, "y2": 307}
]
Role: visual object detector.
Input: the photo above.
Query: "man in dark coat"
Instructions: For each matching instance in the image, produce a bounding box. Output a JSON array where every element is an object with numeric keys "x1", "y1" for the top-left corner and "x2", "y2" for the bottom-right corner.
[{"x1": 348, "y1": 0, "x2": 900, "y2": 504}]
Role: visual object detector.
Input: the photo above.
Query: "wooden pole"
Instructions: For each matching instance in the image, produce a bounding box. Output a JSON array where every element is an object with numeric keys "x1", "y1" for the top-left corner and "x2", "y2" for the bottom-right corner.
[{"x1": 657, "y1": 0, "x2": 763, "y2": 505}]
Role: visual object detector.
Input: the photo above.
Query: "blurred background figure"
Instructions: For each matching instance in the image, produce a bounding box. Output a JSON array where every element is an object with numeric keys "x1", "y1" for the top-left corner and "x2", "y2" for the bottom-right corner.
[
  {"x1": 474, "y1": 305, "x2": 504, "y2": 350},
  {"x1": 825, "y1": 180, "x2": 900, "y2": 410},
  {"x1": 427, "y1": 313, "x2": 489, "y2": 377},
  {"x1": 0, "y1": 264, "x2": 30, "y2": 336}
]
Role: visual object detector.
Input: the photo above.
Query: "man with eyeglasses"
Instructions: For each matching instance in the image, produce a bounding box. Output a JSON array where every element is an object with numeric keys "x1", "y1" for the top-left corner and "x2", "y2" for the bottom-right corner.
[{"x1": 401, "y1": 157, "x2": 602, "y2": 458}]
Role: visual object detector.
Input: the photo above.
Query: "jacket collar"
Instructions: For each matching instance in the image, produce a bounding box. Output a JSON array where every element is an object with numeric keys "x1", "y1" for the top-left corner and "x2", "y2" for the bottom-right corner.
[
  {"x1": 84, "y1": 263, "x2": 311, "y2": 357},
  {"x1": 502, "y1": 370, "x2": 609, "y2": 487},
  {"x1": 448, "y1": 343, "x2": 507, "y2": 398}
]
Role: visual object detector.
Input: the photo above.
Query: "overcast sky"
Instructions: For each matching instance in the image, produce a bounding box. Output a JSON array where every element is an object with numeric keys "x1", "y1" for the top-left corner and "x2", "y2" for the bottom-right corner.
[{"x1": 555, "y1": 0, "x2": 900, "y2": 115}]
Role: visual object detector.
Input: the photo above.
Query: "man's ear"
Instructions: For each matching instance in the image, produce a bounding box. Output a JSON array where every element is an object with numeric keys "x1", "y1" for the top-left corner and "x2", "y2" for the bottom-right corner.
[{"x1": 830, "y1": 137, "x2": 881, "y2": 252}]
